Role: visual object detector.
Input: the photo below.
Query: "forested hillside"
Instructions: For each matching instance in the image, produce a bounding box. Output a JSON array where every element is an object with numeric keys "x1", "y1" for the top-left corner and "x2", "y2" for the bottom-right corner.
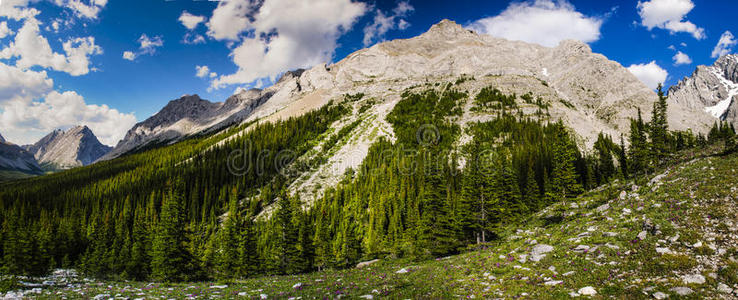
[{"x1": 0, "y1": 84, "x2": 734, "y2": 283}]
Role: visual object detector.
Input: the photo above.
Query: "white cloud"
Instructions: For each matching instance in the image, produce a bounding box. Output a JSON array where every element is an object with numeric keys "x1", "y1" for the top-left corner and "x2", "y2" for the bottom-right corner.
[
  {"x1": 362, "y1": 1, "x2": 414, "y2": 47},
  {"x1": 627, "y1": 61, "x2": 668, "y2": 90},
  {"x1": 0, "y1": 0, "x2": 41, "y2": 21},
  {"x1": 0, "y1": 21, "x2": 13, "y2": 38},
  {"x1": 54, "y1": 0, "x2": 108, "y2": 19},
  {"x1": 672, "y1": 51, "x2": 691, "y2": 65},
  {"x1": 468, "y1": 0, "x2": 603, "y2": 48},
  {"x1": 0, "y1": 62, "x2": 53, "y2": 104},
  {"x1": 711, "y1": 31, "x2": 736, "y2": 58},
  {"x1": 0, "y1": 90, "x2": 136, "y2": 145},
  {"x1": 179, "y1": 11, "x2": 205, "y2": 30},
  {"x1": 183, "y1": 32, "x2": 206, "y2": 44},
  {"x1": 210, "y1": 0, "x2": 367, "y2": 89},
  {"x1": 0, "y1": 17, "x2": 102, "y2": 76},
  {"x1": 122, "y1": 51, "x2": 135, "y2": 61},
  {"x1": 122, "y1": 34, "x2": 164, "y2": 61},
  {"x1": 0, "y1": 61, "x2": 135, "y2": 145},
  {"x1": 195, "y1": 65, "x2": 211, "y2": 78},
  {"x1": 138, "y1": 34, "x2": 163, "y2": 54},
  {"x1": 637, "y1": 0, "x2": 704, "y2": 39},
  {"x1": 206, "y1": 0, "x2": 255, "y2": 41}
]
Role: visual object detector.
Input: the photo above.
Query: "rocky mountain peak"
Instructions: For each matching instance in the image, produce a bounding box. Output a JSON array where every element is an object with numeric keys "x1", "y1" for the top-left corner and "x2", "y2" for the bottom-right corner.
[
  {"x1": 714, "y1": 54, "x2": 738, "y2": 83},
  {"x1": 26, "y1": 126, "x2": 111, "y2": 169},
  {"x1": 425, "y1": 19, "x2": 475, "y2": 38},
  {"x1": 0, "y1": 132, "x2": 4, "y2": 143}
]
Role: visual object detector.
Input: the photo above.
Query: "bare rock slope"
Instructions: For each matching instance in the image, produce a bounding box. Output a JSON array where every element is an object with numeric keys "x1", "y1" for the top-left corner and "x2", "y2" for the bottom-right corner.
[
  {"x1": 25, "y1": 126, "x2": 111, "y2": 169},
  {"x1": 669, "y1": 54, "x2": 738, "y2": 125},
  {"x1": 0, "y1": 134, "x2": 42, "y2": 174},
  {"x1": 103, "y1": 20, "x2": 715, "y2": 202}
]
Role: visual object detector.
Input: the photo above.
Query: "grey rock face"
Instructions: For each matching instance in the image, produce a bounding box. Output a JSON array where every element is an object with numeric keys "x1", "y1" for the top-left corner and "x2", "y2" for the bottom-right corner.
[
  {"x1": 26, "y1": 126, "x2": 112, "y2": 169},
  {"x1": 0, "y1": 138, "x2": 42, "y2": 174},
  {"x1": 669, "y1": 54, "x2": 738, "y2": 124},
  {"x1": 101, "y1": 90, "x2": 274, "y2": 160},
  {"x1": 0, "y1": 132, "x2": 4, "y2": 143}
]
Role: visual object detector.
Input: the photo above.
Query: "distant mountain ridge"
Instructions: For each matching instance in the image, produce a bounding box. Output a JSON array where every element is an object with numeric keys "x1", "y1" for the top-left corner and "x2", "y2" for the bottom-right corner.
[
  {"x1": 0, "y1": 132, "x2": 42, "y2": 175},
  {"x1": 24, "y1": 125, "x2": 111, "y2": 169},
  {"x1": 669, "y1": 54, "x2": 738, "y2": 126}
]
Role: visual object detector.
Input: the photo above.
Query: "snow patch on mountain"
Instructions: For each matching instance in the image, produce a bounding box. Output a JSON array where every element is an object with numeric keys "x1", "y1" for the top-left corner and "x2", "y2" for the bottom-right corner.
[{"x1": 704, "y1": 66, "x2": 738, "y2": 119}]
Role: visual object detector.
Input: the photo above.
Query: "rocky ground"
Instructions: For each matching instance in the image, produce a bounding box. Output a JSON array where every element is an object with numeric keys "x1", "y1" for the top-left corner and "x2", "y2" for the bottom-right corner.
[{"x1": 3, "y1": 147, "x2": 738, "y2": 299}]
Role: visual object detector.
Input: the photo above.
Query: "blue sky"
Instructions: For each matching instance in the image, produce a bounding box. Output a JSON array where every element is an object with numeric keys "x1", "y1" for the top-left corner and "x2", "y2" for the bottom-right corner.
[{"x1": 0, "y1": 0, "x2": 736, "y2": 145}]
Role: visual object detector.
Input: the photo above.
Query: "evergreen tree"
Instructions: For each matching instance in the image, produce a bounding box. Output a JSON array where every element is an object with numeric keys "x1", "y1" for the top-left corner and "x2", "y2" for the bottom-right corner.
[
  {"x1": 650, "y1": 83, "x2": 669, "y2": 164},
  {"x1": 548, "y1": 123, "x2": 583, "y2": 201},
  {"x1": 151, "y1": 181, "x2": 197, "y2": 282},
  {"x1": 275, "y1": 193, "x2": 300, "y2": 274}
]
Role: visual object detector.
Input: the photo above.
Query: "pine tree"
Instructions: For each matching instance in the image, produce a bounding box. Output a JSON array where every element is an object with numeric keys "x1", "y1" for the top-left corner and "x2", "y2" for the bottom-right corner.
[
  {"x1": 618, "y1": 134, "x2": 629, "y2": 179},
  {"x1": 650, "y1": 83, "x2": 669, "y2": 164},
  {"x1": 629, "y1": 109, "x2": 651, "y2": 175},
  {"x1": 275, "y1": 193, "x2": 300, "y2": 274},
  {"x1": 549, "y1": 124, "x2": 583, "y2": 201},
  {"x1": 216, "y1": 188, "x2": 242, "y2": 278},
  {"x1": 151, "y1": 180, "x2": 196, "y2": 282},
  {"x1": 238, "y1": 215, "x2": 259, "y2": 277}
]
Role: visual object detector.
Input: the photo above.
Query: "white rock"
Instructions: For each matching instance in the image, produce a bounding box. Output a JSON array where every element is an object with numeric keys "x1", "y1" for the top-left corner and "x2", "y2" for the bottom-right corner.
[
  {"x1": 544, "y1": 280, "x2": 563, "y2": 286},
  {"x1": 638, "y1": 231, "x2": 648, "y2": 240},
  {"x1": 655, "y1": 247, "x2": 673, "y2": 254},
  {"x1": 396, "y1": 268, "x2": 409, "y2": 274},
  {"x1": 596, "y1": 203, "x2": 610, "y2": 213},
  {"x1": 718, "y1": 283, "x2": 733, "y2": 293},
  {"x1": 652, "y1": 292, "x2": 668, "y2": 299},
  {"x1": 359, "y1": 295, "x2": 374, "y2": 299},
  {"x1": 578, "y1": 286, "x2": 597, "y2": 296},
  {"x1": 623, "y1": 208, "x2": 632, "y2": 215},
  {"x1": 530, "y1": 244, "x2": 554, "y2": 262},
  {"x1": 93, "y1": 294, "x2": 110, "y2": 300},
  {"x1": 563, "y1": 271, "x2": 576, "y2": 276},
  {"x1": 670, "y1": 287, "x2": 693, "y2": 296},
  {"x1": 293, "y1": 283, "x2": 302, "y2": 289},
  {"x1": 681, "y1": 274, "x2": 705, "y2": 285},
  {"x1": 211, "y1": 285, "x2": 228, "y2": 289},
  {"x1": 260, "y1": 294, "x2": 268, "y2": 299},
  {"x1": 619, "y1": 191, "x2": 627, "y2": 200},
  {"x1": 692, "y1": 241, "x2": 702, "y2": 248}
]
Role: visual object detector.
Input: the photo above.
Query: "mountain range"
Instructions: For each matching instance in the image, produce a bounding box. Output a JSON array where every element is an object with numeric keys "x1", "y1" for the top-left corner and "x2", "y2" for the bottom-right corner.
[
  {"x1": 0, "y1": 126, "x2": 111, "y2": 178},
  {"x1": 1, "y1": 20, "x2": 732, "y2": 183}
]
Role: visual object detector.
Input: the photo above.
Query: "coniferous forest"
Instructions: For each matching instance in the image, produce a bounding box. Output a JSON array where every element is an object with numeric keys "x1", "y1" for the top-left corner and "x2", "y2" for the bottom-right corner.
[{"x1": 0, "y1": 84, "x2": 734, "y2": 282}]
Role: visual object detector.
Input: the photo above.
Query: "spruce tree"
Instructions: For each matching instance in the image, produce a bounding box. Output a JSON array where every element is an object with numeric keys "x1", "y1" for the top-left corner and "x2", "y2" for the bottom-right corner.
[
  {"x1": 549, "y1": 124, "x2": 583, "y2": 201},
  {"x1": 650, "y1": 83, "x2": 669, "y2": 164},
  {"x1": 151, "y1": 181, "x2": 194, "y2": 282}
]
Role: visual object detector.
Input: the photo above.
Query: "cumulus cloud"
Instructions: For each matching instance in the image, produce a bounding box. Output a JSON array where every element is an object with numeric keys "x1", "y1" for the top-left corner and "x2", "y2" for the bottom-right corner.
[
  {"x1": 195, "y1": 65, "x2": 213, "y2": 78},
  {"x1": 54, "y1": 0, "x2": 108, "y2": 19},
  {"x1": 0, "y1": 17, "x2": 102, "y2": 76},
  {"x1": 122, "y1": 51, "x2": 135, "y2": 61},
  {"x1": 209, "y1": 0, "x2": 367, "y2": 89},
  {"x1": 0, "y1": 21, "x2": 13, "y2": 38},
  {"x1": 672, "y1": 51, "x2": 691, "y2": 65},
  {"x1": 122, "y1": 34, "x2": 164, "y2": 61},
  {"x1": 627, "y1": 61, "x2": 668, "y2": 90},
  {"x1": 711, "y1": 31, "x2": 736, "y2": 58},
  {"x1": 362, "y1": 1, "x2": 414, "y2": 46},
  {"x1": 0, "y1": 62, "x2": 53, "y2": 104},
  {"x1": 637, "y1": 0, "x2": 704, "y2": 39},
  {"x1": 0, "y1": 90, "x2": 136, "y2": 145},
  {"x1": 0, "y1": 62, "x2": 135, "y2": 145},
  {"x1": 206, "y1": 0, "x2": 255, "y2": 41},
  {"x1": 179, "y1": 11, "x2": 205, "y2": 30},
  {"x1": 0, "y1": 0, "x2": 41, "y2": 21},
  {"x1": 468, "y1": 0, "x2": 603, "y2": 47}
]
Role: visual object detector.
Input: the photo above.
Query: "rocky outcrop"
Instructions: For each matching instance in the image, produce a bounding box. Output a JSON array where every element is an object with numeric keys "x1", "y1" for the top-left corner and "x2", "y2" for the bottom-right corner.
[
  {"x1": 101, "y1": 90, "x2": 275, "y2": 160},
  {"x1": 0, "y1": 138, "x2": 42, "y2": 174},
  {"x1": 669, "y1": 55, "x2": 738, "y2": 124},
  {"x1": 25, "y1": 126, "x2": 112, "y2": 169}
]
